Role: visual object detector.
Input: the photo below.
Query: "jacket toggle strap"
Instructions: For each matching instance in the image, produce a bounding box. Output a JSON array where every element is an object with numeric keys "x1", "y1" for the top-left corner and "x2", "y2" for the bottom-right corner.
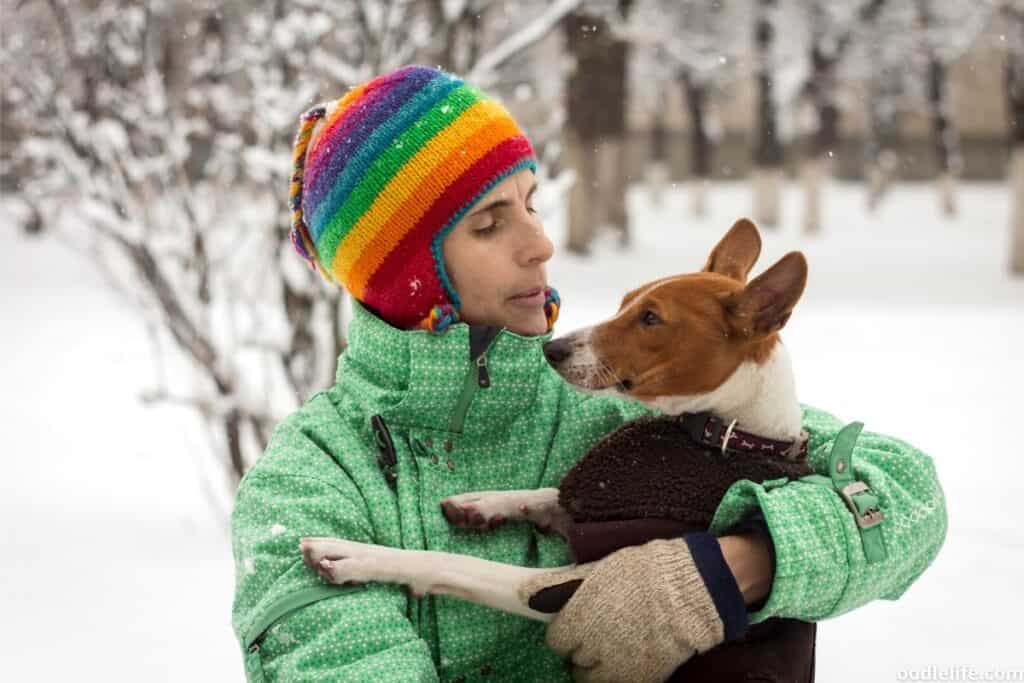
[{"x1": 799, "y1": 421, "x2": 888, "y2": 564}]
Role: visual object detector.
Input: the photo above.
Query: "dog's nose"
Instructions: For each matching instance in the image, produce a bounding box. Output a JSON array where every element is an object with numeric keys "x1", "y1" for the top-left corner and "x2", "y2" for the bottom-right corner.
[{"x1": 543, "y1": 339, "x2": 572, "y2": 365}]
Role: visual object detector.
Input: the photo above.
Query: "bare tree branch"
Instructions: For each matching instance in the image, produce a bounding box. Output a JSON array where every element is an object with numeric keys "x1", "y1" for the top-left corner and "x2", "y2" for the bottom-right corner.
[{"x1": 467, "y1": 0, "x2": 585, "y2": 84}]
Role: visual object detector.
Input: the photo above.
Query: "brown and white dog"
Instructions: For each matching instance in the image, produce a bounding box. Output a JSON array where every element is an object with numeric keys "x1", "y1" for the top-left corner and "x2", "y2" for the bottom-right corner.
[{"x1": 300, "y1": 218, "x2": 808, "y2": 622}]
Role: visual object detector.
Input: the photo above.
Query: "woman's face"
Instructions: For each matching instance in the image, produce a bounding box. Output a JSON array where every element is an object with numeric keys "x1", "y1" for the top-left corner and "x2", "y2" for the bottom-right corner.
[{"x1": 442, "y1": 168, "x2": 554, "y2": 336}]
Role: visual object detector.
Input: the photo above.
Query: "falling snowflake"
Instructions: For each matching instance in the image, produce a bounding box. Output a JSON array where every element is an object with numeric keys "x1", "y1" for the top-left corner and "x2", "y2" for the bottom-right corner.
[
  {"x1": 244, "y1": 557, "x2": 256, "y2": 574},
  {"x1": 409, "y1": 277, "x2": 421, "y2": 294},
  {"x1": 270, "y1": 523, "x2": 286, "y2": 537},
  {"x1": 278, "y1": 632, "x2": 294, "y2": 646},
  {"x1": 440, "y1": 104, "x2": 451, "y2": 114}
]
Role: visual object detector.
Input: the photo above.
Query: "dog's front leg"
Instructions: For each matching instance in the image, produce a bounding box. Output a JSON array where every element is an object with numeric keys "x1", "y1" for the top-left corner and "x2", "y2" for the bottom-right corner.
[
  {"x1": 300, "y1": 537, "x2": 563, "y2": 622},
  {"x1": 440, "y1": 487, "x2": 572, "y2": 538}
]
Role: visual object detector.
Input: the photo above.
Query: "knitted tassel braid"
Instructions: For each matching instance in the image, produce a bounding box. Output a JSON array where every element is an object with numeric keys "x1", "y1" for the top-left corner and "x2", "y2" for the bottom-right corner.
[
  {"x1": 289, "y1": 104, "x2": 336, "y2": 283},
  {"x1": 286, "y1": 65, "x2": 560, "y2": 334},
  {"x1": 419, "y1": 285, "x2": 560, "y2": 334},
  {"x1": 543, "y1": 287, "x2": 560, "y2": 329}
]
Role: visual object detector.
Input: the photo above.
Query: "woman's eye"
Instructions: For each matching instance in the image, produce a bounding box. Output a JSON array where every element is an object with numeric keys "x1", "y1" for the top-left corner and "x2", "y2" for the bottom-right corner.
[
  {"x1": 474, "y1": 224, "x2": 497, "y2": 236},
  {"x1": 526, "y1": 205, "x2": 537, "y2": 215},
  {"x1": 640, "y1": 310, "x2": 661, "y2": 326}
]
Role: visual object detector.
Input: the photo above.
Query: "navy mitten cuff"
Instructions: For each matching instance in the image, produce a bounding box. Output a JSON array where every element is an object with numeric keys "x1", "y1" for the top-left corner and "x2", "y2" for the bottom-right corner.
[{"x1": 681, "y1": 532, "x2": 750, "y2": 642}]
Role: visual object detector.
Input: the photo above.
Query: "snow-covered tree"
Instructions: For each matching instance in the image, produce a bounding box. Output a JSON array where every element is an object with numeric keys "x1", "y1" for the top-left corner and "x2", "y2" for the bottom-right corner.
[
  {"x1": 850, "y1": 1, "x2": 994, "y2": 215},
  {"x1": 912, "y1": 1, "x2": 994, "y2": 215},
  {"x1": 752, "y1": 0, "x2": 787, "y2": 227},
  {"x1": 562, "y1": 1, "x2": 634, "y2": 253},
  {"x1": 796, "y1": 0, "x2": 887, "y2": 234},
  {"x1": 3, "y1": 1, "x2": 382, "y2": 506},
  {"x1": 626, "y1": 0, "x2": 746, "y2": 217},
  {"x1": 916, "y1": 0, "x2": 961, "y2": 216},
  {"x1": 1006, "y1": 1, "x2": 1024, "y2": 275},
  {"x1": 2, "y1": 0, "x2": 581, "y2": 513},
  {"x1": 860, "y1": 7, "x2": 911, "y2": 211}
]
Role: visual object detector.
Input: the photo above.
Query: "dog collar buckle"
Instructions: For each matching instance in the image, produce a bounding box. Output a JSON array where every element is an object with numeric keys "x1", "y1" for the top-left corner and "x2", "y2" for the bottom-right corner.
[{"x1": 680, "y1": 411, "x2": 716, "y2": 446}]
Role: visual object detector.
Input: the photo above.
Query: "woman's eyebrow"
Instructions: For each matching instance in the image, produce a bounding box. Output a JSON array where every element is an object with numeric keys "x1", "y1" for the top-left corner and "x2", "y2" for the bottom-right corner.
[{"x1": 468, "y1": 182, "x2": 539, "y2": 217}]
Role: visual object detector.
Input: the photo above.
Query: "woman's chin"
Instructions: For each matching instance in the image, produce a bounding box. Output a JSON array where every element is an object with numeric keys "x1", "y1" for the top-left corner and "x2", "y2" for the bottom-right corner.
[{"x1": 505, "y1": 310, "x2": 548, "y2": 336}]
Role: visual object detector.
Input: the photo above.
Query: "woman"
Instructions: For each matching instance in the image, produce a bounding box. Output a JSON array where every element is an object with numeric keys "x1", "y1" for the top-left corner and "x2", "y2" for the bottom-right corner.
[{"x1": 231, "y1": 65, "x2": 947, "y2": 682}]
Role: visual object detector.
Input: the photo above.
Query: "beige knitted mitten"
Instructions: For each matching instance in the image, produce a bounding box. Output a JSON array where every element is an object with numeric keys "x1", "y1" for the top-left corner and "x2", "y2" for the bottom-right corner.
[{"x1": 518, "y1": 538, "x2": 729, "y2": 683}]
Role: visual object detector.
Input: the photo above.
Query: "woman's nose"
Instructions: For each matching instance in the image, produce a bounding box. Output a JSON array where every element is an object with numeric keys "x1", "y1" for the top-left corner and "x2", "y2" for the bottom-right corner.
[{"x1": 517, "y1": 216, "x2": 554, "y2": 266}]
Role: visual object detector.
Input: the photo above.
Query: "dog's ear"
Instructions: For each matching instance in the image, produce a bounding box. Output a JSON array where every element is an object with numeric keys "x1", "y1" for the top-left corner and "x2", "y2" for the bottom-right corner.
[
  {"x1": 722, "y1": 251, "x2": 807, "y2": 338},
  {"x1": 703, "y1": 218, "x2": 762, "y2": 283}
]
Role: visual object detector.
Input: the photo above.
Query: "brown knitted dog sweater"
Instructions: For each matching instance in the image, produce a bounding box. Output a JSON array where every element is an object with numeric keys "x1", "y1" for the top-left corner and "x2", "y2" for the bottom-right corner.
[
  {"x1": 555, "y1": 413, "x2": 817, "y2": 683},
  {"x1": 558, "y1": 414, "x2": 812, "y2": 563}
]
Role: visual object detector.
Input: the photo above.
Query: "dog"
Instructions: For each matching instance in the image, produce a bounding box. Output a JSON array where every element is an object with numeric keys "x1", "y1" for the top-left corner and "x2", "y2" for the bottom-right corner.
[{"x1": 300, "y1": 218, "x2": 813, "y2": 649}]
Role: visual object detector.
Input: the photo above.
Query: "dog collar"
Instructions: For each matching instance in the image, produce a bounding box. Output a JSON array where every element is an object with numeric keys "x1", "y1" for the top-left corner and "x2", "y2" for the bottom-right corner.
[{"x1": 678, "y1": 411, "x2": 809, "y2": 460}]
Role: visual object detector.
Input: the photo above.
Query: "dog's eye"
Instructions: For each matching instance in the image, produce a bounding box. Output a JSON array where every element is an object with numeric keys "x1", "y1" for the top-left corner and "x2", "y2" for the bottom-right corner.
[{"x1": 640, "y1": 310, "x2": 661, "y2": 327}]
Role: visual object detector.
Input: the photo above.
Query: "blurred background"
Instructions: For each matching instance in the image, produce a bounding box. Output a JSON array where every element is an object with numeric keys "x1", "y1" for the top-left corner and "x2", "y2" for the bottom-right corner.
[{"x1": 2, "y1": 0, "x2": 1022, "y2": 680}]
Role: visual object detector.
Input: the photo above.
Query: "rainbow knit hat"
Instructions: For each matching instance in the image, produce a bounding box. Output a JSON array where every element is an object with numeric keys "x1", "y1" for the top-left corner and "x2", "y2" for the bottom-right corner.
[{"x1": 288, "y1": 65, "x2": 560, "y2": 333}]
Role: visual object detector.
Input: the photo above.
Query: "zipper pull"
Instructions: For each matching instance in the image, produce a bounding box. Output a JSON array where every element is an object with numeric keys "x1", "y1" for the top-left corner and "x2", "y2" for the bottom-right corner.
[
  {"x1": 476, "y1": 353, "x2": 490, "y2": 388},
  {"x1": 469, "y1": 325, "x2": 500, "y2": 389}
]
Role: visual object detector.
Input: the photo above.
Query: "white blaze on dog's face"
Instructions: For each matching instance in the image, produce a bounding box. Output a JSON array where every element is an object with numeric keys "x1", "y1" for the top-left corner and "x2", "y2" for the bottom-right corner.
[{"x1": 543, "y1": 218, "x2": 807, "y2": 403}]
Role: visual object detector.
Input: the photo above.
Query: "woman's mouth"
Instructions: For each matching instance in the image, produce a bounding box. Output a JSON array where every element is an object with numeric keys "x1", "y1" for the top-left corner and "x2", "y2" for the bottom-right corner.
[{"x1": 508, "y1": 287, "x2": 546, "y2": 307}]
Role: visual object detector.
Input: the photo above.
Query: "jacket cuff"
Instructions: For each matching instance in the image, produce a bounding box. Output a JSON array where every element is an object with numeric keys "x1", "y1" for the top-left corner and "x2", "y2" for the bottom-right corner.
[
  {"x1": 708, "y1": 478, "x2": 850, "y2": 624},
  {"x1": 681, "y1": 532, "x2": 749, "y2": 642},
  {"x1": 721, "y1": 510, "x2": 776, "y2": 613}
]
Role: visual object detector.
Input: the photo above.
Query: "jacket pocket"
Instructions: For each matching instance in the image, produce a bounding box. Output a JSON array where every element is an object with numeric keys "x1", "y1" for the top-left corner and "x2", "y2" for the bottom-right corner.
[{"x1": 241, "y1": 585, "x2": 349, "y2": 681}]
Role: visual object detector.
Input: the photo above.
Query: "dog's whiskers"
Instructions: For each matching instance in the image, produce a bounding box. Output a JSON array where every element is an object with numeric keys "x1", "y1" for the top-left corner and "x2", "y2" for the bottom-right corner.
[{"x1": 594, "y1": 361, "x2": 628, "y2": 391}]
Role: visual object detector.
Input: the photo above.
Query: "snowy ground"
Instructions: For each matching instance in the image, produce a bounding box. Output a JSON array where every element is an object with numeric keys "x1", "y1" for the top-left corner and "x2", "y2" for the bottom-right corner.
[{"x1": 3, "y1": 181, "x2": 1022, "y2": 681}]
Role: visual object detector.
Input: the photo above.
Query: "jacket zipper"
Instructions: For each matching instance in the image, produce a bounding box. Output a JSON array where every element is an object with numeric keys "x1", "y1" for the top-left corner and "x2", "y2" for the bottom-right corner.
[
  {"x1": 449, "y1": 327, "x2": 501, "y2": 433},
  {"x1": 476, "y1": 353, "x2": 490, "y2": 388}
]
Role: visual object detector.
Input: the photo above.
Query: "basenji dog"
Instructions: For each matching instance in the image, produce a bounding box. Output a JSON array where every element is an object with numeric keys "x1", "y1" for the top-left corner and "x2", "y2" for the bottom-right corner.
[{"x1": 300, "y1": 217, "x2": 809, "y2": 622}]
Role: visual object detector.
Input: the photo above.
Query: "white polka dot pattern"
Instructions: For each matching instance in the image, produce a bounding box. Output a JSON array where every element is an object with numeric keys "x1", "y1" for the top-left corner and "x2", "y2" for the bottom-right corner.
[{"x1": 231, "y1": 302, "x2": 948, "y2": 680}]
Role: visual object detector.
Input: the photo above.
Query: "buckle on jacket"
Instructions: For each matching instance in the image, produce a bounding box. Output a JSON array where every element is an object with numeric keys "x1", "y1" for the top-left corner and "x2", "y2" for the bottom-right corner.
[{"x1": 839, "y1": 481, "x2": 885, "y2": 529}]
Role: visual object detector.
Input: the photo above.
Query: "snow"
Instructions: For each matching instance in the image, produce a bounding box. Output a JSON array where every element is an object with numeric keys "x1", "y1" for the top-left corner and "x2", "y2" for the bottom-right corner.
[
  {"x1": 4, "y1": 180, "x2": 1023, "y2": 680},
  {"x1": 1, "y1": 220, "x2": 238, "y2": 680}
]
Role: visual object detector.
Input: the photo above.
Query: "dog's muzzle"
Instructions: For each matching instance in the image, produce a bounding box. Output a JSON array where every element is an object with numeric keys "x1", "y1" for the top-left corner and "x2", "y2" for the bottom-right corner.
[{"x1": 542, "y1": 338, "x2": 573, "y2": 366}]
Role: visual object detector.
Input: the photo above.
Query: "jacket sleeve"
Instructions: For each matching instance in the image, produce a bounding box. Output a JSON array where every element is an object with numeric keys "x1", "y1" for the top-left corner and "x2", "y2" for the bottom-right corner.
[
  {"x1": 231, "y1": 423, "x2": 439, "y2": 682},
  {"x1": 708, "y1": 403, "x2": 949, "y2": 625}
]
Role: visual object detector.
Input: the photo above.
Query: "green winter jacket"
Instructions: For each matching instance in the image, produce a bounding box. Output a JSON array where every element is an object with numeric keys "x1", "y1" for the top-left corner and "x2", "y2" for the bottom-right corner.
[{"x1": 231, "y1": 300, "x2": 947, "y2": 682}]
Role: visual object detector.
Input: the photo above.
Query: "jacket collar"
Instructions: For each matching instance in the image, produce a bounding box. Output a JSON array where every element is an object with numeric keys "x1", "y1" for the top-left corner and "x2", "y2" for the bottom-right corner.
[{"x1": 336, "y1": 300, "x2": 555, "y2": 435}]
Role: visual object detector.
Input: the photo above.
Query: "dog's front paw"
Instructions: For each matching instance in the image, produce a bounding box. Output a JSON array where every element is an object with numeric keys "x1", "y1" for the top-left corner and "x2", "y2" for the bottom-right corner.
[
  {"x1": 299, "y1": 537, "x2": 378, "y2": 586},
  {"x1": 440, "y1": 492, "x2": 509, "y2": 531},
  {"x1": 441, "y1": 488, "x2": 566, "y2": 534}
]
